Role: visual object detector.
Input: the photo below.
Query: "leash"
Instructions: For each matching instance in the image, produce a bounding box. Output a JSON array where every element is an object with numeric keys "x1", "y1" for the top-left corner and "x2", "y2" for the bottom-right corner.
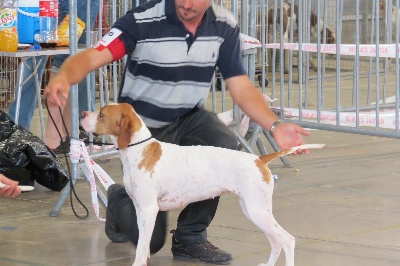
[
  {"x1": 45, "y1": 99, "x2": 113, "y2": 219},
  {"x1": 45, "y1": 98, "x2": 90, "y2": 219},
  {"x1": 116, "y1": 136, "x2": 153, "y2": 150}
]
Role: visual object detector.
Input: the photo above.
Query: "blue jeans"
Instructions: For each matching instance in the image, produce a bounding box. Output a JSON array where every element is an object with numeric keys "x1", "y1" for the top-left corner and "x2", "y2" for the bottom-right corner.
[{"x1": 8, "y1": 0, "x2": 100, "y2": 130}]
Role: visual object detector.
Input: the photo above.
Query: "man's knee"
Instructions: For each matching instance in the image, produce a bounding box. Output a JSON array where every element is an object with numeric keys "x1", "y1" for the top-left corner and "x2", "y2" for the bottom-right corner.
[
  {"x1": 214, "y1": 131, "x2": 238, "y2": 150},
  {"x1": 150, "y1": 211, "x2": 168, "y2": 253}
]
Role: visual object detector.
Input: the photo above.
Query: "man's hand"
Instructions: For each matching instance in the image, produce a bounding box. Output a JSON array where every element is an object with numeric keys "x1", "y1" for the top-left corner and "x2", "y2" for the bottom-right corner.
[
  {"x1": 44, "y1": 72, "x2": 70, "y2": 107},
  {"x1": 43, "y1": 48, "x2": 114, "y2": 107},
  {"x1": 0, "y1": 174, "x2": 21, "y2": 198},
  {"x1": 272, "y1": 122, "x2": 310, "y2": 155}
]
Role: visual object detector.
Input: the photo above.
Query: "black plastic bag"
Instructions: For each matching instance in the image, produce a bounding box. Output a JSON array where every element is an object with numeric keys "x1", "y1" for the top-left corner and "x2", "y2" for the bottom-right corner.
[{"x1": 0, "y1": 111, "x2": 69, "y2": 191}]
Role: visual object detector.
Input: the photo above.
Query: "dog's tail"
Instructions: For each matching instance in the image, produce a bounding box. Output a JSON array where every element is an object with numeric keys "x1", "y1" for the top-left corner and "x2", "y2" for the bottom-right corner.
[{"x1": 258, "y1": 144, "x2": 325, "y2": 164}]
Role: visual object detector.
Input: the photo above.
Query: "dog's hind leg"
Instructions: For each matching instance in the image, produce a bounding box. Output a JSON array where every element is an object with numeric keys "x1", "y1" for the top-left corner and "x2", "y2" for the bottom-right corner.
[
  {"x1": 262, "y1": 235, "x2": 284, "y2": 266},
  {"x1": 239, "y1": 199, "x2": 283, "y2": 266},
  {"x1": 239, "y1": 198, "x2": 295, "y2": 266}
]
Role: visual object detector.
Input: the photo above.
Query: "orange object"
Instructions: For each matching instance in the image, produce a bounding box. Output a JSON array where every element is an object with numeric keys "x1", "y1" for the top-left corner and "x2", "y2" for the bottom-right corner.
[
  {"x1": 57, "y1": 14, "x2": 85, "y2": 47},
  {"x1": 0, "y1": 7, "x2": 18, "y2": 52}
]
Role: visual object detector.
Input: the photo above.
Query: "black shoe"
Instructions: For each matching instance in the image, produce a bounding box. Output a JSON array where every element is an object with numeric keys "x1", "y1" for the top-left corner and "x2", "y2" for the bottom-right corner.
[
  {"x1": 171, "y1": 230, "x2": 232, "y2": 265},
  {"x1": 105, "y1": 184, "x2": 129, "y2": 243},
  {"x1": 51, "y1": 138, "x2": 71, "y2": 154},
  {"x1": 79, "y1": 129, "x2": 104, "y2": 145}
]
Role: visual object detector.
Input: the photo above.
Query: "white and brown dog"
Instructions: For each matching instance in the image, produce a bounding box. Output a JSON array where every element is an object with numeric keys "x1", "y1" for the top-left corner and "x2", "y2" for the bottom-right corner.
[
  {"x1": 267, "y1": 2, "x2": 336, "y2": 72},
  {"x1": 81, "y1": 103, "x2": 324, "y2": 266}
]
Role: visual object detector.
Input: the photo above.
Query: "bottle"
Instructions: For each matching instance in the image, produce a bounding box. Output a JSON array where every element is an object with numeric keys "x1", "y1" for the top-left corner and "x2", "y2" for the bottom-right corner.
[
  {"x1": 0, "y1": 0, "x2": 18, "y2": 52},
  {"x1": 38, "y1": 0, "x2": 58, "y2": 48}
]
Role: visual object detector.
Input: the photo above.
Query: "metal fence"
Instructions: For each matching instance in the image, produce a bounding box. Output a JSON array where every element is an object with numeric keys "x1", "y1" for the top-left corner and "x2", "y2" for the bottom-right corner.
[
  {"x1": 0, "y1": 0, "x2": 132, "y2": 111},
  {"x1": 232, "y1": 0, "x2": 400, "y2": 142}
]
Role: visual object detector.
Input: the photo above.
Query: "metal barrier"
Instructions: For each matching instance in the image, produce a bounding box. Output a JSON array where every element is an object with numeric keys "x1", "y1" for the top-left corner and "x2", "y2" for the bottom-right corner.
[
  {"x1": 261, "y1": 0, "x2": 399, "y2": 139},
  {"x1": 51, "y1": 0, "x2": 134, "y2": 216}
]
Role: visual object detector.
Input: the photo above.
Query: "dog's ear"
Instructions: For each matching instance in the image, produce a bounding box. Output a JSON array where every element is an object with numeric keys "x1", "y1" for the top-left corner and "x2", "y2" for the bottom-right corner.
[{"x1": 117, "y1": 114, "x2": 132, "y2": 149}]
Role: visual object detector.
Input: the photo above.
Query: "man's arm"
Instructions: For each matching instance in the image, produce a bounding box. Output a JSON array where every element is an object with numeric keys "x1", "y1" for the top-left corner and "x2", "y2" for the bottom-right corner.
[
  {"x1": 225, "y1": 75, "x2": 310, "y2": 154},
  {"x1": 225, "y1": 75, "x2": 278, "y2": 129},
  {"x1": 45, "y1": 47, "x2": 114, "y2": 107}
]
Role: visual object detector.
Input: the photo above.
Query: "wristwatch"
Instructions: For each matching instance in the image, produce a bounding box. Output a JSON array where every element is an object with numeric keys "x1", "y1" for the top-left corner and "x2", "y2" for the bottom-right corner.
[{"x1": 269, "y1": 120, "x2": 283, "y2": 136}]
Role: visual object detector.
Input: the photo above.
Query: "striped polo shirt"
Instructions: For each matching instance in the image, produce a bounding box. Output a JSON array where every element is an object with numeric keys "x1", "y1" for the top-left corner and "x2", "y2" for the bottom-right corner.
[{"x1": 113, "y1": 0, "x2": 246, "y2": 128}]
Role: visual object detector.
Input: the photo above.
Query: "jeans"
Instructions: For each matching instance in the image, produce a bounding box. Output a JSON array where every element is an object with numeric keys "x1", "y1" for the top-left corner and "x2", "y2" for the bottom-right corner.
[{"x1": 8, "y1": 0, "x2": 100, "y2": 130}]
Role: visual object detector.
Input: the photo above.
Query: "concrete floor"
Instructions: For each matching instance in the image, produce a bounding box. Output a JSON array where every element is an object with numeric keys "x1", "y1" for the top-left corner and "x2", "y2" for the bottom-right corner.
[{"x1": 1, "y1": 118, "x2": 400, "y2": 266}]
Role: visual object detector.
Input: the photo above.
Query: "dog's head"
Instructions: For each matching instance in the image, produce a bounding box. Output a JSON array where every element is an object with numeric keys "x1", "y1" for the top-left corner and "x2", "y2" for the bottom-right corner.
[
  {"x1": 266, "y1": 7, "x2": 290, "y2": 43},
  {"x1": 379, "y1": 1, "x2": 395, "y2": 18},
  {"x1": 379, "y1": 1, "x2": 386, "y2": 17},
  {"x1": 81, "y1": 103, "x2": 143, "y2": 149},
  {"x1": 379, "y1": 1, "x2": 396, "y2": 17}
]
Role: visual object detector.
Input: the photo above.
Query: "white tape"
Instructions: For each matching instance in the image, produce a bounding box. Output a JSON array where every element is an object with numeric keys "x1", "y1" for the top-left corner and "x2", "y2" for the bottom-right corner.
[
  {"x1": 291, "y1": 144, "x2": 325, "y2": 151},
  {"x1": 69, "y1": 139, "x2": 116, "y2": 221},
  {"x1": 98, "y1": 28, "x2": 123, "y2": 47},
  {"x1": 283, "y1": 107, "x2": 399, "y2": 129},
  {"x1": 265, "y1": 43, "x2": 400, "y2": 58},
  {"x1": 0, "y1": 182, "x2": 34, "y2": 192}
]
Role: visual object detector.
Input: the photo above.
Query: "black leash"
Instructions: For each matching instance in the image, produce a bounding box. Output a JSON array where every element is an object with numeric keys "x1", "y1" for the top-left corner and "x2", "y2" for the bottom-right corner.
[
  {"x1": 45, "y1": 98, "x2": 89, "y2": 219},
  {"x1": 116, "y1": 136, "x2": 153, "y2": 150}
]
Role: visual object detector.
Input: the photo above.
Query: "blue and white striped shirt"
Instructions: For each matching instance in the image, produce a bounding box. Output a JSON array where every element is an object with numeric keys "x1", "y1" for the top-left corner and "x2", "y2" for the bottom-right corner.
[{"x1": 113, "y1": 0, "x2": 246, "y2": 128}]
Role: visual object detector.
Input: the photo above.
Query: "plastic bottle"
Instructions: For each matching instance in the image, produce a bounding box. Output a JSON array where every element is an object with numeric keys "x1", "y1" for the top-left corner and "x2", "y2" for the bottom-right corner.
[
  {"x1": 0, "y1": 0, "x2": 18, "y2": 52},
  {"x1": 38, "y1": 0, "x2": 58, "y2": 48}
]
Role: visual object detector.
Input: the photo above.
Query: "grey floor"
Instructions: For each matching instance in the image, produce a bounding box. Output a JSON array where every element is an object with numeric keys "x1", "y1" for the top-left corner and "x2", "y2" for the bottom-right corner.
[{"x1": 1, "y1": 108, "x2": 400, "y2": 266}]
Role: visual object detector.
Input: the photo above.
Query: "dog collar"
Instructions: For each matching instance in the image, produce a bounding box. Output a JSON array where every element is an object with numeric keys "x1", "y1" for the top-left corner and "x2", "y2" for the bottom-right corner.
[{"x1": 117, "y1": 136, "x2": 153, "y2": 150}]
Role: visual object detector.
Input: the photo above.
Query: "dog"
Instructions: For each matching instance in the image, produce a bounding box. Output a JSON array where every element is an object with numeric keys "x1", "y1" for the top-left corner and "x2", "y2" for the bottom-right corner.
[
  {"x1": 81, "y1": 103, "x2": 324, "y2": 266},
  {"x1": 265, "y1": 6, "x2": 291, "y2": 73},
  {"x1": 266, "y1": 2, "x2": 336, "y2": 73},
  {"x1": 379, "y1": 1, "x2": 399, "y2": 42}
]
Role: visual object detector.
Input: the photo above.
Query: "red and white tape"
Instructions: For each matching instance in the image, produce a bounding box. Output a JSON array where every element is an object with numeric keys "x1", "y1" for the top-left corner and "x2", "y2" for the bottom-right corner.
[
  {"x1": 265, "y1": 42, "x2": 400, "y2": 58},
  {"x1": 70, "y1": 139, "x2": 115, "y2": 221},
  {"x1": 282, "y1": 107, "x2": 399, "y2": 129}
]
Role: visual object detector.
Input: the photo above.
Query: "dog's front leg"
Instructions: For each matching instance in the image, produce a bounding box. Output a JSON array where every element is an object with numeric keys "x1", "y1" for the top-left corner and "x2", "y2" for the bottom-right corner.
[
  {"x1": 308, "y1": 53, "x2": 318, "y2": 72},
  {"x1": 283, "y1": 31, "x2": 289, "y2": 74},
  {"x1": 132, "y1": 204, "x2": 159, "y2": 266},
  {"x1": 284, "y1": 49, "x2": 289, "y2": 74}
]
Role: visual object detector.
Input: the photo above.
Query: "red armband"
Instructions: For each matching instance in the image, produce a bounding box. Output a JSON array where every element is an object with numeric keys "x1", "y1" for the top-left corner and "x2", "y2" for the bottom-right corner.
[{"x1": 95, "y1": 28, "x2": 126, "y2": 61}]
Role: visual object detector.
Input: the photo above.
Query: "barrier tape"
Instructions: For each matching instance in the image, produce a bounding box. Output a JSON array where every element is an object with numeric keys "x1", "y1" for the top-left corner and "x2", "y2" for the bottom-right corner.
[
  {"x1": 240, "y1": 32, "x2": 400, "y2": 58},
  {"x1": 265, "y1": 42, "x2": 400, "y2": 58},
  {"x1": 70, "y1": 139, "x2": 115, "y2": 222},
  {"x1": 282, "y1": 107, "x2": 399, "y2": 129},
  {"x1": 217, "y1": 93, "x2": 398, "y2": 131}
]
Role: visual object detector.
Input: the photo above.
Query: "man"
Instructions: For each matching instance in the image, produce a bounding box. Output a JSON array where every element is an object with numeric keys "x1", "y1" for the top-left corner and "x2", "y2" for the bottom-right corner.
[{"x1": 45, "y1": 0, "x2": 310, "y2": 264}]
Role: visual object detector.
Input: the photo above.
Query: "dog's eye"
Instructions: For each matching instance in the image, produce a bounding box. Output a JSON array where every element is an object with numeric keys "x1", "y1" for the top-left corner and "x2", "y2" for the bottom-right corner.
[{"x1": 99, "y1": 113, "x2": 104, "y2": 118}]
